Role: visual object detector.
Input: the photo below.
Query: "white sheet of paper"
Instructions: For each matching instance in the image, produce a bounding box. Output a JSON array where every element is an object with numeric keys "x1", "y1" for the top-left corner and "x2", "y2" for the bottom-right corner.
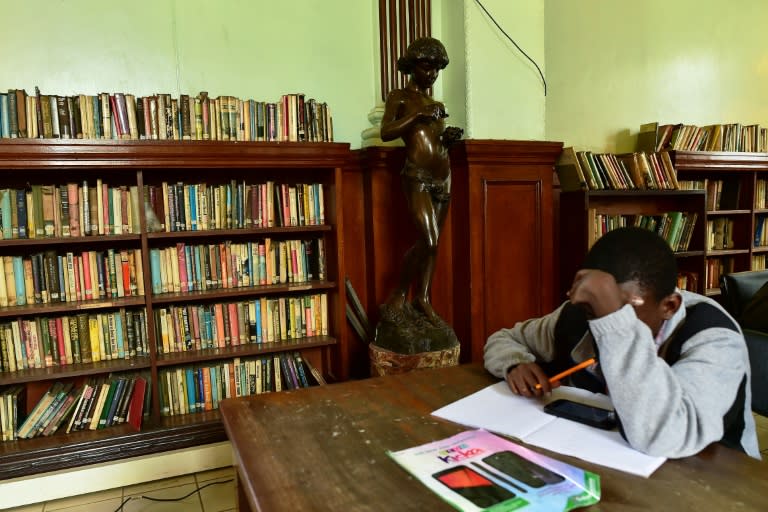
[{"x1": 432, "y1": 381, "x2": 666, "y2": 478}]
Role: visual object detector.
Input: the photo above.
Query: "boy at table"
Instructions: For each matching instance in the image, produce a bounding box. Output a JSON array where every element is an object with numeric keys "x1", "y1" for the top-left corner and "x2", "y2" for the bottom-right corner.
[{"x1": 484, "y1": 226, "x2": 760, "y2": 459}]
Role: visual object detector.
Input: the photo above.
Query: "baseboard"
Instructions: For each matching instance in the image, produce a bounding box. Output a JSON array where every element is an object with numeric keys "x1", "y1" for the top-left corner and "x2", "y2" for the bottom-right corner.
[{"x1": 0, "y1": 441, "x2": 233, "y2": 509}]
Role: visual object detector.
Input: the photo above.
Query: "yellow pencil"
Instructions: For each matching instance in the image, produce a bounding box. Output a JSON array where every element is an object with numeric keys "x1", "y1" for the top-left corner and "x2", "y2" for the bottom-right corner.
[{"x1": 534, "y1": 357, "x2": 596, "y2": 389}]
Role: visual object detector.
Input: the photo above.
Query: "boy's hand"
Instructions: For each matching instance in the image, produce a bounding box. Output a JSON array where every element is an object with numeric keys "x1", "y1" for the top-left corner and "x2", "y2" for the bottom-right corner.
[{"x1": 506, "y1": 362, "x2": 557, "y2": 397}]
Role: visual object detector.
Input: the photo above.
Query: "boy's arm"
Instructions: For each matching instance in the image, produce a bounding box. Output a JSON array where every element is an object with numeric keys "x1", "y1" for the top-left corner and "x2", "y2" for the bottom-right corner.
[
  {"x1": 483, "y1": 302, "x2": 566, "y2": 378},
  {"x1": 590, "y1": 304, "x2": 751, "y2": 458}
]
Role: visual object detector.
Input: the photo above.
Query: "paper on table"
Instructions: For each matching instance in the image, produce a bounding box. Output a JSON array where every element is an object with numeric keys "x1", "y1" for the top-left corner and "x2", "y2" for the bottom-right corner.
[{"x1": 432, "y1": 381, "x2": 666, "y2": 478}]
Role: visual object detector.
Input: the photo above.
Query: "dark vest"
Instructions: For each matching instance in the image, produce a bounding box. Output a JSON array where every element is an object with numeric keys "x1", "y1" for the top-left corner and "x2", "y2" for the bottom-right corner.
[{"x1": 551, "y1": 302, "x2": 748, "y2": 453}]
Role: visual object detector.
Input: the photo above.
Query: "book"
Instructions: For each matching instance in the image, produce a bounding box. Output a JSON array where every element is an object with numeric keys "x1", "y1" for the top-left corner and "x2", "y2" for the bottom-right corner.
[
  {"x1": 127, "y1": 376, "x2": 147, "y2": 430},
  {"x1": 389, "y1": 429, "x2": 600, "y2": 511},
  {"x1": 555, "y1": 147, "x2": 587, "y2": 192}
]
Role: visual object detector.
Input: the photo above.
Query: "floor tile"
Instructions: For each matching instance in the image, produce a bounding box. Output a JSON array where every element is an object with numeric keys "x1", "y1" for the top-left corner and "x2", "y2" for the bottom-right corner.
[
  {"x1": 197, "y1": 476, "x2": 236, "y2": 512},
  {"x1": 44, "y1": 497, "x2": 125, "y2": 512},
  {"x1": 195, "y1": 466, "x2": 235, "y2": 483},
  {"x1": 122, "y1": 474, "x2": 196, "y2": 496},
  {"x1": 122, "y1": 483, "x2": 202, "y2": 512},
  {"x1": 44, "y1": 488, "x2": 122, "y2": 511}
]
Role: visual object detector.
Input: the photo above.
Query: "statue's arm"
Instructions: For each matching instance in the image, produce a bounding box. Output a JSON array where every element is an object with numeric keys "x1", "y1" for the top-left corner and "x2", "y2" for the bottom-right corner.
[{"x1": 380, "y1": 90, "x2": 444, "y2": 142}]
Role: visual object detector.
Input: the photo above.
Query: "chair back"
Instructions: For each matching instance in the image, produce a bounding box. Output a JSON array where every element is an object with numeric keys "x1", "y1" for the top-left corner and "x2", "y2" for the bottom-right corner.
[{"x1": 720, "y1": 270, "x2": 768, "y2": 318}]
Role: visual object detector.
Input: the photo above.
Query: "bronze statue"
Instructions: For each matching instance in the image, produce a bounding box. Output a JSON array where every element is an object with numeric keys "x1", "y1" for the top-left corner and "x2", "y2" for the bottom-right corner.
[{"x1": 375, "y1": 37, "x2": 463, "y2": 354}]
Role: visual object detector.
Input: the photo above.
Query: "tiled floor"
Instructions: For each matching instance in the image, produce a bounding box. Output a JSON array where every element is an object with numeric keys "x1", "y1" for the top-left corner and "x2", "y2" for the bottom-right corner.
[
  {"x1": 6, "y1": 416, "x2": 768, "y2": 512},
  {"x1": 6, "y1": 466, "x2": 236, "y2": 512}
]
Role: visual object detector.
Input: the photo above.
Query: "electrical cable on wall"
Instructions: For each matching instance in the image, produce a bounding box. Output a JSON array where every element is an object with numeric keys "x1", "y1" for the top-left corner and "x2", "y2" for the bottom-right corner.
[{"x1": 473, "y1": 0, "x2": 547, "y2": 96}]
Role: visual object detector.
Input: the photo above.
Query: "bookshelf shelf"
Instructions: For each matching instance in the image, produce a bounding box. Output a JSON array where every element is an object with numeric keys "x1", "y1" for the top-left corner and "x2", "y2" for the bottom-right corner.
[
  {"x1": 154, "y1": 337, "x2": 336, "y2": 367},
  {"x1": 707, "y1": 209, "x2": 751, "y2": 215},
  {"x1": 145, "y1": 225, "x2": 332, "y2": 240},
  {"x1": 559, "y1": 188, "x2": 707, "y2": 295},
  {"x1": 0, "y1": 358, "x2": 152, "y2": 386},
  {"x1": 148, "y1": 281, "x2": 336, "y2": 305},
  {"x1": 0, "y1": 296, "x2": 146, "y2": 319},
  {"x1": 0, "y1": 139, "x2": 349, "y2": 479},
  {"x1": 671, "y1": 150, "x2": 768, "y2": 289}
]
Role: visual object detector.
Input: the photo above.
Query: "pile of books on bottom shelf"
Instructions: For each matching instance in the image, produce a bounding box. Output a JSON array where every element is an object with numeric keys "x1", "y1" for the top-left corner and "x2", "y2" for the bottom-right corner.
[{"x1": 1, "y1": 374, "x2": 149, "y2": 442}]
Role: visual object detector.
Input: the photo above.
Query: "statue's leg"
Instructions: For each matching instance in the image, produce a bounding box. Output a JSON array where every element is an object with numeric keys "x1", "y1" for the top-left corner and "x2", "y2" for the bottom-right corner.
[
  {"x1": 413, "y1": 185, "x2": 451, "y2": 325},
  {"x1": 385, "y1": 177, "x2": 430, "y2": 309}
]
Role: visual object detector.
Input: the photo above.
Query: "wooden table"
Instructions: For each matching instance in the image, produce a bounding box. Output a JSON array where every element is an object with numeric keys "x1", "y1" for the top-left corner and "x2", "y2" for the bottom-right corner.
[{"x1": 219, "y1": 364, "x2": 767, "y2": 511}]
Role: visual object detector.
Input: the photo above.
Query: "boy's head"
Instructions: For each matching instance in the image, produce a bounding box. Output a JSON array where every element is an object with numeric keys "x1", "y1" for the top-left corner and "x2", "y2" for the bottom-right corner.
[
  {"x1": 583, "y1": 227, "x2": 681, "y2": 334},
  {"x1": 397, "y1": 37, "x2": 449, "y2": 74}
]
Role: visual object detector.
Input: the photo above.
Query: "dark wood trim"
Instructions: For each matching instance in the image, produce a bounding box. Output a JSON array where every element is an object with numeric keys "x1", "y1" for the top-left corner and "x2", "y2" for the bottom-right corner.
[
  {"x1": 0, "y1": 140, "x2": 350, "y2": 169},
  {"x1": 0, "y1": 419, "x2": 226, "y2": 480}
]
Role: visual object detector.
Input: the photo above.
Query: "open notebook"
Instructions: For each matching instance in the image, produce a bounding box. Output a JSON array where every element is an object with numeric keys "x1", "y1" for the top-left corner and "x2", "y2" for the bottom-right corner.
[{"x1": 432, "y1": 381, "x2": 666, "y2": 478}]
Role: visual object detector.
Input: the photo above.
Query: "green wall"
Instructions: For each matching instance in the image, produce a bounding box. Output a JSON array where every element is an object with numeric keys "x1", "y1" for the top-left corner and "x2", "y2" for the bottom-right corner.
[
  {"x1": 545, "y1": 0, "x2": 768, "y2": 152},
  {"x1": 2, "y1": 0, "x2": 767, "y2": 151},
  {"x1": 0, "y1": 0, "x2": 376, "y2": 147}
]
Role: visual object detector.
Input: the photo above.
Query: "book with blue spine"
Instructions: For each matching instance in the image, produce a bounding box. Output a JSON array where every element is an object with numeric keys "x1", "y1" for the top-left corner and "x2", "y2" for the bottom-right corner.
[
  {"x1": 0, "y1": 189, "x2": 11, "y2": 239},
  {"x1": 149, "y1": 248, "x2": 162, "y2": 294},
  {"x1": 12, "y1": 256, "x2": 26, "y2": 306},
  {"x1": 210, "y1": 365, "x2": 219, "y2": 409},
  {"x1": 0, "y1": 93, "x2": 8, "y2": 138},
  {"x1": 189, "y1": 184, "x2": 198, "y2": 230},
  {"x1": 185, "y1": 367, "x2": 196, "y2": 413},
  {"x1": 184, "y1": 245, "x2": 194, "y2": 293},
  {"x1": 114, "y1": 311, "x2": 125, "y2": 359}
]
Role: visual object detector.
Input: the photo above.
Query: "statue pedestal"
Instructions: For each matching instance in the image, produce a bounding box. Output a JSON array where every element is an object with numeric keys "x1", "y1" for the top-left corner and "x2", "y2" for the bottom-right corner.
[{"x1": 369, "y1": 343, "x2": 460, "y2": 376}]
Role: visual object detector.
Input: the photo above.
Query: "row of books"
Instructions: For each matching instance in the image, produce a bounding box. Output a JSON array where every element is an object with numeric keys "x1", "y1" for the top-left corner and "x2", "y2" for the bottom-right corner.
[
  {"x1": 676, "y1": 271, "x2": 700, "y2": 292},
  {"x1": 154, "y1": 293, "x2": 328, "y2": 354},
  {"x1": 0, "y1": 179, "x2": 328, "y2": 241},
  {"x1": 0, "y1": 385, "x2": 24, "y2": 441},
  {"x1": 752, "y1": 255, "x2": 767, "y2": 270},
  {"x1": 0, "y1": 183, "x2": 141, "y2": 241},
  {"x1": 0, "y1": 249, "x2": 144, "y2": 308},
  {"x1": 0, "y1": 89, "x2": 334, "y2": 143},
  {"x1": 678, "y1": 179, "x2": 742, "y2": 211},
  {"x1": 638, "y1": 121, "x2": 768, "y2": 153},
  {"x1": 149, "y1": 238, "x2": 325, "y2": 296},
  {"x1": 145, "y1": 181, "x2": 326, "y2": 234},
  {"x1": 707, "y1": 218, "x2": 736, "y2": 250},
  {"x1": 589, "y1": 211, "x2": 698, "y2": 253},
  {"x1": 556, "y1": 147, "x2": 679, "y2": 191},
  {"x1": 159, "y1": 352, "x2": 319, "y2": 417},
  {"x1": 755, "y1": 179, "x2": 768, "y2": 209},
  {"x1": 5, "y1": 375, "x2": 149, "y2": 442},
  {"x1": 705, "y1": 257, "x2": 734, "y2": 290},
  {"x1": 0, "y1": 309, "x2": 149, "y2": 373}
]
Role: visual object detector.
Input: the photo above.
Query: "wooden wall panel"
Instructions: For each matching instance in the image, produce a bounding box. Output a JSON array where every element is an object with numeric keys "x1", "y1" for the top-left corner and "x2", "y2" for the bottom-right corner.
[{"x1": 348, "y1": 140, "x2": 562, "y2": 371}]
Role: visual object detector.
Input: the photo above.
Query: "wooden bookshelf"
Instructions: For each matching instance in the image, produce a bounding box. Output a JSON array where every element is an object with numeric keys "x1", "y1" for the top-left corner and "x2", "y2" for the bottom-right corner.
[
  {"x1": 559, "y1": 189, "x2": 707, "y2": 296},
  {"x1": 0, "y1": 139, "x2": 349, "y2": 479},
  {"x1": 670, "y1": 150, "x2": 768, "y2": 294}
]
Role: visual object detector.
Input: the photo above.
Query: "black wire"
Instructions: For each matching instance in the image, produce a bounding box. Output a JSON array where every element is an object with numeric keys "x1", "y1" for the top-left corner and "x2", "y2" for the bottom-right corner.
[
  {"x1": 473, "y1": 0, "x2": 547, "y2": 96},
  {"x1": 112, "y1": 478, "x2": 234, "y2": 512}
]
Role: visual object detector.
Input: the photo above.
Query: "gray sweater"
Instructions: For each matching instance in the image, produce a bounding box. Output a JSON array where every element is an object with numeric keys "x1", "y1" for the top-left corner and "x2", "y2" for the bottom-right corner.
[{"x1": 484, "y1": 290, "x2": 760, "y2": 459}]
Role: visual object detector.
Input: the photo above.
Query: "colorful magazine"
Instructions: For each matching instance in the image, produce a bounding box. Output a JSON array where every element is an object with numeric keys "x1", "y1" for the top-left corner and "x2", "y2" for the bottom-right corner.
[{"x1": 389, "y1": 429, "x2": 600, "y2": 511}]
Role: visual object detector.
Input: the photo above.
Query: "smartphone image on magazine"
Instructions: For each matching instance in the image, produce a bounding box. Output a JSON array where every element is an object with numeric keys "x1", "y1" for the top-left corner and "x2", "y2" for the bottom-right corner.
[
  {"x1": 543, "y1": 399, "x2": 617, "y2": 430},
  {"x1": 481, "y1": 450, "x2": 565, "y2": 488},
  {"x1": 432, "y1": 464, "x2": 516, "y2": 508}
]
